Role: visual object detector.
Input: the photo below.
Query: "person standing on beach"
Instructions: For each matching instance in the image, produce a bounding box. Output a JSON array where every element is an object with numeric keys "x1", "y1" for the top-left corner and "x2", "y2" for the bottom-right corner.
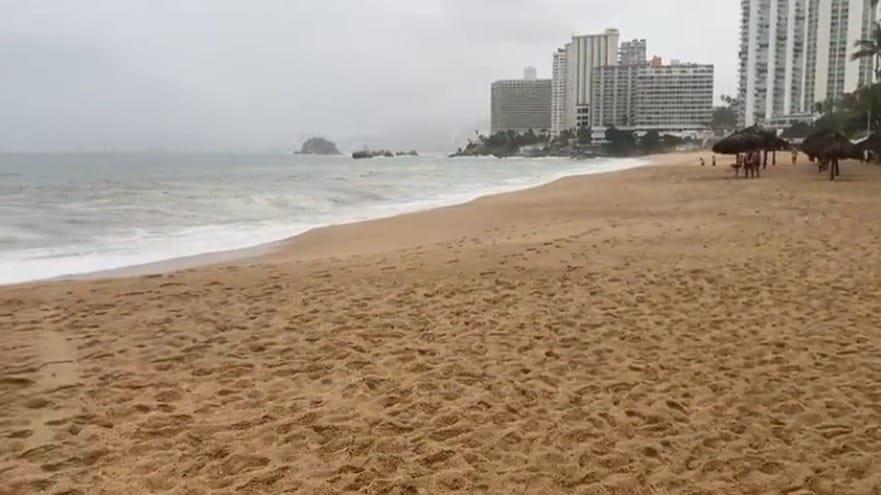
[
  {"x1": 712, "y1": 155, "x2": 716, "y2": 167},
  {"x1": 700, "y1": 157, "x2": 705, "y2": 167},
  {"x1": 791, "y1": 149, "x2": 798, "y2": 166}
]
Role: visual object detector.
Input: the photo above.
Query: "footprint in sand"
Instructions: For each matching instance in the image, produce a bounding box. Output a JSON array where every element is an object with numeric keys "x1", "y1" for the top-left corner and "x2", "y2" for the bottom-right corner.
[{"x1": 20, "y1": 331, "x2": 82, "y2": 454}]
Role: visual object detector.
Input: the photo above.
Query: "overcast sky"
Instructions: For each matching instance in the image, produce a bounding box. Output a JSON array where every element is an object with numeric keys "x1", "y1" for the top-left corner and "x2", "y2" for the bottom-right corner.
[{"x1": 1, "y1": 0, "x2": 740, "y2": 152}]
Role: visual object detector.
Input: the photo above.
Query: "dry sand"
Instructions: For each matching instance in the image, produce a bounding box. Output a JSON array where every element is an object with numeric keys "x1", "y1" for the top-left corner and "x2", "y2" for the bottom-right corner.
[{"x1": 4, "y1": 152, "x2": 881, "y2": 494}]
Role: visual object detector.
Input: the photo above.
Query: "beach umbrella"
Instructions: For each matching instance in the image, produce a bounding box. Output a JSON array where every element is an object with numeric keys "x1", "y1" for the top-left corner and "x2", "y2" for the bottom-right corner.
[
  {"x1": 737, "y1": 125, "x2": 785, "y2": 144},
  {"x1": 802, "y1": 131, "x2": 861, "y2": 159},
  {"x1": 743, "y1": 126, "x2": 790, "y2": 168},
  {"x1": 745, "y1": 126, "x2": 782, "y2": 147},
  {"x1": 817, "y1": 133, "x2": 862, "y2": 159},
  {"x1": 801, "y1": 129, "x2": 836, "y2": 159},
  {"x1": 858, "y1": 130, "x2": 881, "y2": 161},
  {"x1": 712, "y1": 126, "x2": 790, "y2": 155},
  {"x1": 712, "y1": 126, "x2": 792, "y2": 177},
  {"x1": 746, "y1": 126, "x2": 791, "y2": 168},
  {"x1": 765, "y1": 135, "x2": 791, "y2": 151},
  {"x1": 712, "y1": 131, "x2": 765, "y2": 155},
  {"x1": 815, "y1": 132, "x2": 861, "y2": 180}
]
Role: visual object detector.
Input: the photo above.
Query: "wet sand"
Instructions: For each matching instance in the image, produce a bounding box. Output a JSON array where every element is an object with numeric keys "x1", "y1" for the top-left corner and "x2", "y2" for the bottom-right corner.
[{"x1": 4, "y1": 152, "x2": 881, "y2": 494}]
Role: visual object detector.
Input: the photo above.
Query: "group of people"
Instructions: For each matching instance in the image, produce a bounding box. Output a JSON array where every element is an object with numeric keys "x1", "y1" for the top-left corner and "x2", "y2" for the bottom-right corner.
[
  {"x1": 734, "y1": 150, "x2": 764, "y2": 178},
  {"x1": 702, "y1": 149, "x2": 801, "y2": 177}
]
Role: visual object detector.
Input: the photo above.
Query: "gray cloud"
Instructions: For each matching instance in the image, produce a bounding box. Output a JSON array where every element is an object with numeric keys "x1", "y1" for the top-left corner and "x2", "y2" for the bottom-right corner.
[{"x1": 0, "y1": 0, "x2": 739, "y2": 152}]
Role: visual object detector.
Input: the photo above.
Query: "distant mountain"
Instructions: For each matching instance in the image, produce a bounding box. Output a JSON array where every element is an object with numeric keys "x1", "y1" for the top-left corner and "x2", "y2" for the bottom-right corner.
[{"x1": 297, "y1": 137, "x2": 341, "y2": 155}]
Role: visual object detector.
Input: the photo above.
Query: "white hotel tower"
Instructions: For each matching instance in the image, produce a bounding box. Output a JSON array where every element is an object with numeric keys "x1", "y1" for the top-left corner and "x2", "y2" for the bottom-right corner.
[
  {"x1": 550, "y1": 29, "x2": 620, "y2": 136},
  {"x1": 739, "y1": 0, "x2": 881, "y2": 127}
]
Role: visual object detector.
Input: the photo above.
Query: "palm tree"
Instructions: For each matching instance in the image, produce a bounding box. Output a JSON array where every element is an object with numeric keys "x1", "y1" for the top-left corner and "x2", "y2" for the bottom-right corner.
[
  {"x1": 853, "y1": 14, "x2": 881, "y2": 82},
  {"x1": 852, "y1": 13, "x2": 881, "y2": 135}
]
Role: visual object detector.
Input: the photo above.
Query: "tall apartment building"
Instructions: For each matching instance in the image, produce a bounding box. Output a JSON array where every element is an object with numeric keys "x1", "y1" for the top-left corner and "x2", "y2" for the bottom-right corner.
[
  {"x1": 591, "y1": 65, "x2": 639, "y2": 128},
  {"x1": 619, "y1": 39, "x2": 647, "y2": 65},
  {"x1": 591, "y1": 64, "x2": 714, "y2": 132},
  {"x1": 588, "y1": 39, "x2": 649, "y2": 130},
  {"x1": 550, "y1": 29, "x2": 620, "y2": 135},
  {"x1": 739, "y1": 0, "x2": 878, "y2": 127},
  {"x1": 635, "y1": 64, "x2": 714, "y2": 130},
  {"x1": 551, "y1": 49, "x2": 568, "y2": 136},
  {"x1": 490, "y1": 74, "x2": 552, "y2": 134}
]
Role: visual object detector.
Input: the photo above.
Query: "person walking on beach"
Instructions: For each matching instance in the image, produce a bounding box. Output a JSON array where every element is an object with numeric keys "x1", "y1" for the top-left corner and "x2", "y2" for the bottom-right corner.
[
  {"x1": 712, "y1": 155, "x2": 716, "y2": 167},
  {"x1": 700, "y1": 157, "x2": 705, "y2": 167},
  {"x1": 791, "y1": 149, "x2": 798, "y2": 166}
]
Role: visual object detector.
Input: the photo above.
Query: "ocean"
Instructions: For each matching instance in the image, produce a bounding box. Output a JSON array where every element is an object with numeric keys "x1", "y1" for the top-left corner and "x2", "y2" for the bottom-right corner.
[{"x1": 0, "y1": 152, "x2": 644, "y2": 284}]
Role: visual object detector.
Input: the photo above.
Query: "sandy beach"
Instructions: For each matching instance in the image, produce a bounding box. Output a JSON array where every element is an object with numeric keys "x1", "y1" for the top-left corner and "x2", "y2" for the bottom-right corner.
[{"x1": 4, "y1": 151, "x2": 881, "y2": 494}]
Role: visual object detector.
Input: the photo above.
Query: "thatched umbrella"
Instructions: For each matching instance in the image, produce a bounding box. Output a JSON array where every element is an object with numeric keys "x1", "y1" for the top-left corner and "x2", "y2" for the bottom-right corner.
[
  {"x1": 858, "y1": 130, "x2": 881, "y2": 162},
  {"x1": 714, "y1": 125, "x2": 789, "y2": 158},
  {"x1": 712, "y1": 132, "x2": 765, "y2": 155},
  {"x1": 765, "y1": 135, "x2": 791, "y2": 151},
  {"x1": 712, "y1": 126, "x2": 790, "y2": 177},
  {"x1": 740, "y1": 126, "x2": 788, "y2": 148},
  {"x1": 814, "y1": 132, "x2": 862, "y2": 180},
  {"x1": 801, "y1": 129, "x2": 836, "y2": 160},
  {"x1": 712, "y1": 132, "x2": 766, "y2": 178},
  {"x1": 765, "y1": 134, "x2": 790, "y2": 166},
  {"x1": 746, "y1": 126, "x2": 790, "y2": 167}
]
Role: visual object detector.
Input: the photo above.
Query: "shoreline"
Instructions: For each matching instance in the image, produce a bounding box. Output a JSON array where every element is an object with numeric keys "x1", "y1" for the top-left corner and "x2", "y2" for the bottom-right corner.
[
  {"x1": 6, "y1": 155, "x2": 654, "y2": 287},
  {"x1": 7, "y1": 151, "x2": 881, "y2": 493}
]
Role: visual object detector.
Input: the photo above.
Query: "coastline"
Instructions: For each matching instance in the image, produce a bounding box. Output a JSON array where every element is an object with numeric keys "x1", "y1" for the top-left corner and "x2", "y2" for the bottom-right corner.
[
  {"x1": 10, "y1": 155, "x2": 654, "y2": 287},
  {"x1": 10, "y1": 150, "x2": 881, "y2": 493}
]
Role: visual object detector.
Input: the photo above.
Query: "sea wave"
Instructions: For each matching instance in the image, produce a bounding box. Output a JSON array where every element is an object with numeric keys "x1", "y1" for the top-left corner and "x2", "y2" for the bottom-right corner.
[{"x1": 0, "y1": 155, "x2": 646, "y2": 285}]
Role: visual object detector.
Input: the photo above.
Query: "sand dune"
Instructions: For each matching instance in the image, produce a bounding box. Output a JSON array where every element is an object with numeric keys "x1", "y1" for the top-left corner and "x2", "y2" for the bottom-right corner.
[{"x1": 4, "y1": 153, "x2": 881, "y2": 493}]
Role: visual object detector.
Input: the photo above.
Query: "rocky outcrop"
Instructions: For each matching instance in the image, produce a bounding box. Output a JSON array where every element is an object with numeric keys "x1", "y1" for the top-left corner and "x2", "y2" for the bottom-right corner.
[
  {"x1": 298, "y1": 137, "x2": 341, "y2": 155},
  {"x1": 450, "y1": 141, "x2": 516, "y2": 158},
  {"x1": 352, "y1": 149, "x2": 396, "y2": 159},
  {"x1": 450, "y1": 138, "x2": 575, "y2": 158}
]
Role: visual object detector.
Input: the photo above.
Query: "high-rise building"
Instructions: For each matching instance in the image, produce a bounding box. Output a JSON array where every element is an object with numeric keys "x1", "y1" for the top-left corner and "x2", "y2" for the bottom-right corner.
[
  {"x1": 550, "y1": 29, "x2": 620, "y2": 134},
  {"x1": 592, "y1": 65, "x2": 639, "y2": 128},
  {"x1": 551, "y1": 49, "x2": 568, "y2": 136},
  {"x1": 739, "y1": 0, "x2": 878, "y2": 127},
  {"x1": 619, "y1": 39, "x2": 647, "y2": 65},
  {"x1": 567, "y1": 29, "x2": 620, "y2": 130},
  {"x1": 591, "y1": 63, "x2": 714, "y2": 132},
  {"x1": 491, "y1": 76, "x2": 552, "y2": 134},
  {"x1": 524, "y1": 66, "x2": 538, "y2": 81},
  {"x1": 635, "y1": 64, "x2": 714, "y2": 130}
]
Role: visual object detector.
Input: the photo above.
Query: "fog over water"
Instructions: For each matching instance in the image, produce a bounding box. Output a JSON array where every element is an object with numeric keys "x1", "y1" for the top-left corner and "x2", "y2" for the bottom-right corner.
[{"x1": 2, "y1": 0, "x2": 738, "y2": 152}]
